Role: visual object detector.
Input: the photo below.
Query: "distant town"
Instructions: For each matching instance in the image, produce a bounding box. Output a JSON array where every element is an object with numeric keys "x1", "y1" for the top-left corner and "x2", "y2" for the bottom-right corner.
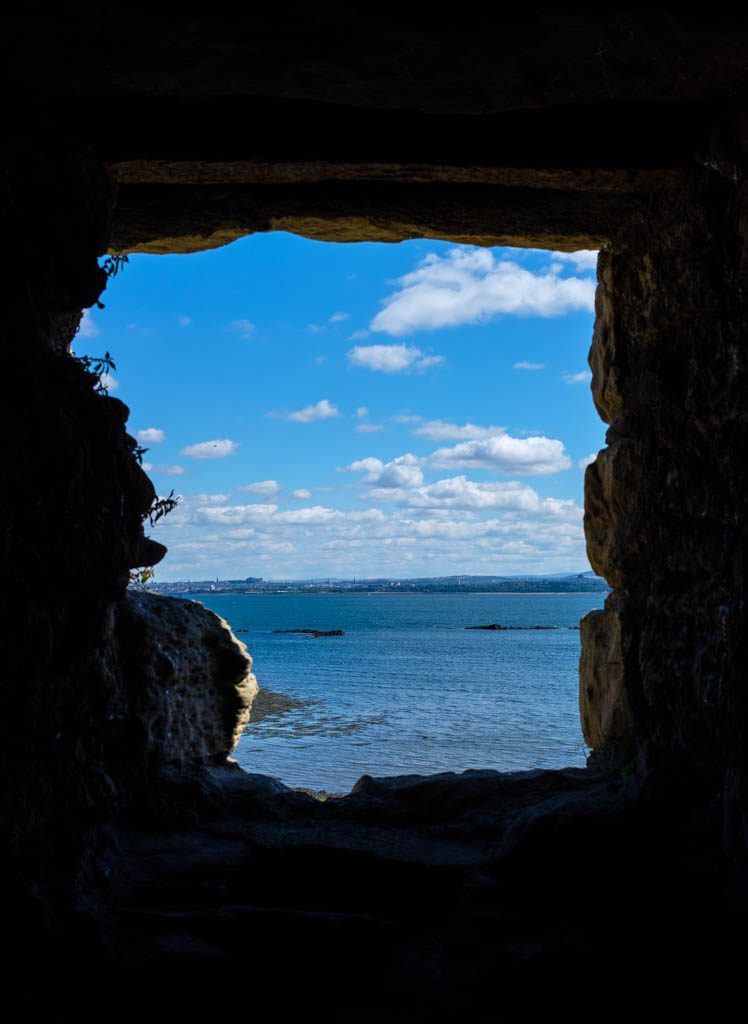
[{"x1": 149, "y1": 571, "x2": 609, "y2": 596}]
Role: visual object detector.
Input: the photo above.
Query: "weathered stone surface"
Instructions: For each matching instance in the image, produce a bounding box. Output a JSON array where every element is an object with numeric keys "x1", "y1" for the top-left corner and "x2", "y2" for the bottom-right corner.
[
  {"x1": 583, "y1": 441, "x2": 636, "y2": 591},
  {"x1": 9, "y1": 13, "x2": 734, "y2": 257},
  {"x1": 110, "y1": 182, "x2": 622, "y2": 255},
  {"x1": 582, "y1": 123, "x2": 748, "y2": 816},
  {"x1": 588, "y1": 250, "x2": 624, "y2": 424},
  {"x1": 116, "y1": 592, "x2": 257, "y2": 769},
  {"x1": 0, "y1": 141, "x2": 164, "y2": 900},
  {"x1": 7, "y1": 13, "x2": 748, "y2": 114},
  {"x1": 579, "y1": 605, "x2": 633, "y2": 753},
  {"x1": 5, "y1": 14, "x2": 748, "y2": 1014},
  {"x1": 64, "y1": 764, "x2": 740, "y2": 1014}
]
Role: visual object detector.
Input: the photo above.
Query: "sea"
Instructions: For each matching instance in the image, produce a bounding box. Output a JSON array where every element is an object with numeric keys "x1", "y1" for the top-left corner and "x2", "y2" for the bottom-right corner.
[{"x1": 195, "y1": 591, "x2": 606, "y2": 793}]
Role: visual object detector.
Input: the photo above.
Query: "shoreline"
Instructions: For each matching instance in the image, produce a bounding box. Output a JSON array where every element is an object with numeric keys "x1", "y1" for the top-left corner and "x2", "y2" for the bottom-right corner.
[{"x1": 167, "y1": 589, "x2": 608, "y2": 597}]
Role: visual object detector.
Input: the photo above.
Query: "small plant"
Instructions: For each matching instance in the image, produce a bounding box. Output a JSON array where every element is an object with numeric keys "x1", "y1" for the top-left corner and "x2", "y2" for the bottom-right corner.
[
  {"x1": 101, "y1": 253, "x2": 130, "y2": 279},
  {"x1": 128, "y1": 566, "x2": 156, "y2": 589},
  {"x1": 145, "y1": 489, "x2": 180, "y2": 527},
  {"x1": 73, "y1": 350, "x2": 117, "y2": 394},
  {"x1": 133, "y1": 445, "x2": 149, "y2": 465},
  {"x1": 128, "y1": 491, "x2": 181, "y2": 590},
  {"x1": 94, "y1": 253, "x2": 130, "y2": 308}
]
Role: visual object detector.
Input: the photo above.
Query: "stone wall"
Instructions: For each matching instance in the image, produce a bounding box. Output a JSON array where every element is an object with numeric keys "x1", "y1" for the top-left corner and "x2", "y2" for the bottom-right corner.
[
  {"x1": 3, "y1": 17, "x2": 748, "y2": 1008},
  {"x1": 581, "y1": 117, "x2": 748, "y2": 842},
  {"x1": 4, "y1": 75, "x2": 748, "y2": 935},
  {"x1": 0, "y1": 141, "x2": 256, "y2": 903},
  {"x1": 0, "y1": 143, "x2": 135, "y2": 887},
  {"x1": 5, "y1": 116, "x2": 748, "y2": 886}
]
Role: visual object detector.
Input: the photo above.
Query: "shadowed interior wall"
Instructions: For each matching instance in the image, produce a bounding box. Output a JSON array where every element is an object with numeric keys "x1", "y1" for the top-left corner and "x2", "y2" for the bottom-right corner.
[
  {"x1": 583, "y1": 128, "x2": 748, "y2": 845},
  {"x1": 0, "y1": 143, "x2": 163, "y2": 898},
  {"x1": 2, "y1": 16, "x2": 748, "y2": 966}
]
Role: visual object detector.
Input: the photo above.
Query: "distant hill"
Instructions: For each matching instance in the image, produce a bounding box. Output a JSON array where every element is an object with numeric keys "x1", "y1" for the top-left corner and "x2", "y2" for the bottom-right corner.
[{"x1": 150, "y1": 572, "x2": 610, "y2": 596}]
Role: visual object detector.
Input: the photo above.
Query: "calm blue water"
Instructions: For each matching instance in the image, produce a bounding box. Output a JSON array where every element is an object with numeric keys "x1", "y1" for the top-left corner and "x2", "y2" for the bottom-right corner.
[{"x1": 195, "y1": 592, "x2": 605, "y2": 792}]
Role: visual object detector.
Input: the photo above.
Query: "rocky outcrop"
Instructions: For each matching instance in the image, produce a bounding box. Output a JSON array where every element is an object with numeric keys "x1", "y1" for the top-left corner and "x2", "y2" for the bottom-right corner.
[
  {"x1": 115, "y1": 592, "x2": 257, "y2": 770},
  {"x1": 579, "y1": 604, "x2": 634, "y2": 760}
]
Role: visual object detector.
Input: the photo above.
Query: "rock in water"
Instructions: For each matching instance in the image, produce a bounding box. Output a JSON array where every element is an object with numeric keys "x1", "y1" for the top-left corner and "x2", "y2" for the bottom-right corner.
[
  {"x1": 272, "y1": 628, "x2": 344, "y2": 637},
  {"x1": 465, "y1": 624, "x2": 557, "y2": 630},
  {"x1": 116, "y1": 592, "x2": 258, "y2": 768}
]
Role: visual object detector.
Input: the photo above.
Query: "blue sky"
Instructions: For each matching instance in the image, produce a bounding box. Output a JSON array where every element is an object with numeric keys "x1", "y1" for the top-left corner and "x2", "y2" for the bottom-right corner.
[{"x1": 76, "y1": 233, "x2": 603, "y2": 580}]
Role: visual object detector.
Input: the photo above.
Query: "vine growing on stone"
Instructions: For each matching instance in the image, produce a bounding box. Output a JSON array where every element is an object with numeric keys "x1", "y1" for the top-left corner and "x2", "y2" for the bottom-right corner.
[
  {"x1": 145, "y1": 489, "x2": 180, "y2": 527},
  {"x1": 101, "y1": 253, "x2": 129, "y2": 279},
  {"x1": 128, "y1": 566, "x2": 156, "y2": 589},
  {"x1": 95, "y1": 253, "x2": 130, "y2": 308},
  {"x1": 72, "y1": 350, "x2": 117, "y2": 394},
  {"x1": 127, "y1": 492, "x2": 182, "y2": 590}
]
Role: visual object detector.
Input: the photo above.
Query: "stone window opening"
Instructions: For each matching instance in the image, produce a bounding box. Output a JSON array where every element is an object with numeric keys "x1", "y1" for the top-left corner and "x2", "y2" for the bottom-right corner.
[
  {"x1": 6, "y1": 19, "x2": 748, "y2": 1007},
  {"x1": 86, "y1": 231, "x2": 610, "y2": 794}
]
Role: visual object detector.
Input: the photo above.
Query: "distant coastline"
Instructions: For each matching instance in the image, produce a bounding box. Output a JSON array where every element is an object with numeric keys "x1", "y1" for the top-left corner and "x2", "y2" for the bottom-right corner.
[{"x1": 149, "y1": 571, "x2": 609, "y2": 597}]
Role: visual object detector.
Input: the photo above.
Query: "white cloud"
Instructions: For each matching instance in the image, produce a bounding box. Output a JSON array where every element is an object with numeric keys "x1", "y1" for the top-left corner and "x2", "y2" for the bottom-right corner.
[
  {"x1": 149, "y1": 464, "x2": 186, "y2": 476},
  {"x1": 181, "y1": 439, "x2": 238, "y2": 459},
  {"x1": 356, "y1": 423, "x2": 383, "y2": 434},
  {"x1": 550, "y1": 250, "x2": 599, "y2": 271},
  {"x1": 370, "y1": 247, "x2": 596, "y2": 335},
  {"x1": 344, "y1": 430, "x2": 570, "y2": 482},
  {"x1": 154, "y1": 480, "x2": 588, "y2": 581},
  {"x1": 224, "y1": 528, "x2": 257, "y2": 539},
  {"x1": 415, "y1": 355, "x2": 444, "y2": 370},
  {"x1": 193, "y1": 503, "x2": 276, "y2": 526},
  {"x1": 391, "y1": 414, "x2": 422, "y2": 424},
  {"x1": 579, "y1": 452, "x2": 597, "y2": 470},
  {"x1": 342, "y1": 455, "x2": 423, "y2": 489},
  {"x1": 228, "y1": 319, "x2": 256, "y2": 337},
  {"x1": 99, "y1": 372, "x2": 118, "y2": 392},
  {"x1": 314, "y1": 355, "x2": 326, "y2": 365},
  {"x1": 178, "y1": 315, "x2": 192, "y2": 327},
  {"x1": 191, "y1": 493, "x2": 230, "y2": 505},
  {"x1": 136, "y1": 427, "x2": 165, "y2": 444},
  {"x1": 78, "y1": 309, "x2": 99, "y2": 338},
  {"x1": 341, "y1": 457, "x2": 385, "y2": 479},
  {"x1": 237, "y1": 480, "x2": 281, "y2": 496},
  {"x1": 283, "y1": 399, "x2": 341, "y2": 423},
  {"x1": 355, "y1": 406, "x2": 369, "y2": 418},
  {"x1": 307, "y1": 323, "x2": 325, "y2": 334},
  {"x1": 274, "y1": 506, "x2": 343, "y2": 525},
  {"x1": 427, "y1": 434, "x2": 571, "y2": 475},
  {"x1": 329, "y1": 311, "x2": 350, "y2": 323},
  {"x1": 563, "y1": 370, "x2": 592, "y2": 385},
  {"x1": 191, "y1": 502, "x2": 374, "y2": 528},
  {"x1": 513, "y1": 361, "x2": 546, "y2": 371},
  {"x1": 348, "y1": 329, "x2": 369, "y2": 341},
  {"x1": 413, "y1": 420, "x2": 504, "y2": 442},
  {"x1": 292, "y1": 488, "x2": 312, "y2": 499},
  {"x1": 376, "y1": 455, "x2": 424, "y2": 489},
  {"x1": 347, "y1": 344, "x2": 444, "y2": 373},
  {"x1": 366, "y1": 475, "x2": 579, "y2": 514},
  {"x1": 259, "y1": 541, "x2": 296, "y2": 555}
]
